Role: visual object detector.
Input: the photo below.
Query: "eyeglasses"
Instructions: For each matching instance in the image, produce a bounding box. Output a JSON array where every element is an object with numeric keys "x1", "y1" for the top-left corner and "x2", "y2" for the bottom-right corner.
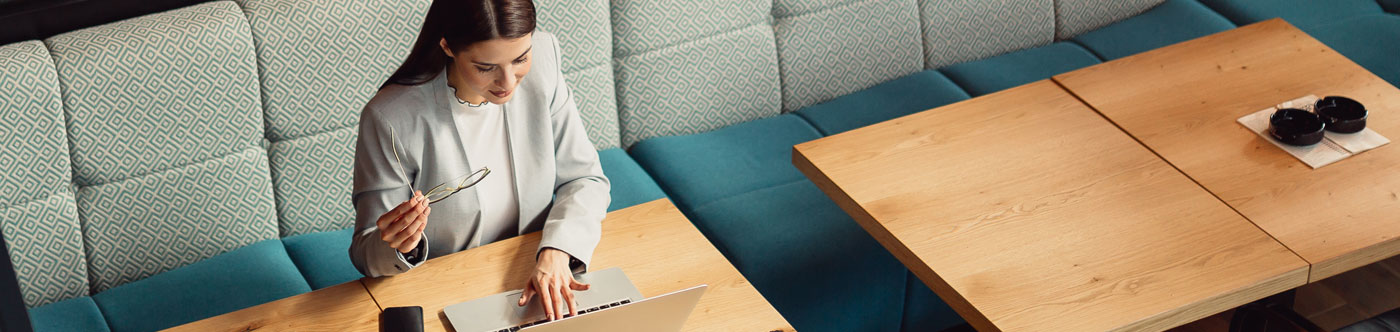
[{"x1": 387, "y1": 124, "x2": 491, "y2": 204}]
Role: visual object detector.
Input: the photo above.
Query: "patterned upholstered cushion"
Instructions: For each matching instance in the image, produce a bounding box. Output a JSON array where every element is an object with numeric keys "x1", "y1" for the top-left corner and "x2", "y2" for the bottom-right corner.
[
  {"x1": 537, "y1": 0, "x2": 622, "y2": 149},
  {"x1": 0, "y1": 41, "x2": 69, "y2": 207},
  {"x1": 610, "y1": 0, "x2": 771, "y2": 57},
  {"x1": 234, "y1": 0, "x2": 429, "y2": 141},
  {"x1": 773, "y1": 0, "x2": 924, "y2": 112},
  {"x1": 46, "y1": 1, "x2": 263, "y2": 186},
  {"x1": 1055, "y1": 0, "x2": 1165, "y2": 39},
  {"x1": 1, "y1": 193, "x2": 87, "y2": 308},
  {"x1": 919, "y1": 0, "x2": 1055, "y2": 69},
  {"x1": 614, "y1": 24, "x2": 782, "y2": 147},
  {"x1": 268, "y1": 127, "x2": 355, "y2": 236},
  {"x1": 78, "y1": 148, "x2": 278, "y2": 292}
]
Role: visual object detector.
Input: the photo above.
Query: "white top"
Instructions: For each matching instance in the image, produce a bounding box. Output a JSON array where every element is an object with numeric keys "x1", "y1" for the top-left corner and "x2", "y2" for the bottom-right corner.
[{"x1": 451, "y1": 101, "x2": 520, "y2": 245}]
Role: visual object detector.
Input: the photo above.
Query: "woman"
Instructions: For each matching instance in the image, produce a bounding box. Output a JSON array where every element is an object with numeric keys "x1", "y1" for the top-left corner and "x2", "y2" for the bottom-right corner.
[{"x1": 348, "y1": 0, "x2": 610, "y2": 321}]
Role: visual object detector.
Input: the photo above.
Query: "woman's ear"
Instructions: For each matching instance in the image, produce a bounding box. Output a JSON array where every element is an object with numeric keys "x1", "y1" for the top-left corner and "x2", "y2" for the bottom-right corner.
[{"x1": 439, "y1": 38, "x2": 454, "y2": 59}]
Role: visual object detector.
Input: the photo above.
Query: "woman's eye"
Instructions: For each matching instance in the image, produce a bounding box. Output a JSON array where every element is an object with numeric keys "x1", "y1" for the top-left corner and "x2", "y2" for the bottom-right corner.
[
  {"x1": 512, "y1": 57, "x2": 528, "y2": 64},
  {"x1": 475, "y1": 66, "x2": 493, "y2": 72}
]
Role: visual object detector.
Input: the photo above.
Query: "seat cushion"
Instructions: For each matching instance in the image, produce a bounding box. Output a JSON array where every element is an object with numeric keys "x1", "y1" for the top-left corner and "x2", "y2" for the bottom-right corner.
[
  {"x1": 1337, "y1": 307, "x2": 1400, "y2": 332},
  {"x1": 92, "y1": 239, "x2": 311, "y2": 332},
  {"x1": 1308, "y1": 14, "x2": 1400, "y2": 88},
  {"x1": 794, "y1": 70, "x2": 970, "y2": 135},
  {"x1": 689, "y1": 180, "x2": 918, "y2": 332},
  {"x1": 902, "y1": 271, "x2": 964, "y2": 331},
  {"x1": 1073, "y1": 0, "x2": 1237, "y2": 60},
  {"x1": 283, "y1": 228, "x2": 361, "y2": 290},
  {"x1": 1197, "y1": 0, "x2": 1383, "y2": 29},
  {"x1": 27, "y1": 296, "x2": 109, "y2": 332},
  {"x1": 940, "y1": 42, "x2": 1102, "y2": 96},
  {"x1": 629, "y1": 114, "x2": 822, "y2": 211},
  {"x1": 597, "y1": 148, "x2": 666, "y2": 211}
]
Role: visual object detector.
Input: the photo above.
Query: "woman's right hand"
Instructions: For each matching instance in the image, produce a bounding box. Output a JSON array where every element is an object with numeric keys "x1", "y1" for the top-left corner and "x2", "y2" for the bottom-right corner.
[{"x1": 378, "y1": 190, "x2": 431, "y2": 253}]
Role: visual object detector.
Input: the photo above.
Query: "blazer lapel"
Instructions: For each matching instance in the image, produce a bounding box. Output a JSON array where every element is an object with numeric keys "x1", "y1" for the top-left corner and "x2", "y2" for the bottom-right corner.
[{"x1": 433, "y1": 71, "x2": 487, "y2": 248}]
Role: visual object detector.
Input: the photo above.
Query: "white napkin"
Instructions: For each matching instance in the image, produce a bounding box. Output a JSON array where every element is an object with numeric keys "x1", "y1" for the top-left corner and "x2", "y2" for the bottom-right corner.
[{"x1": 1236, "y1": 95, "x2": 1390, "y2": 169}]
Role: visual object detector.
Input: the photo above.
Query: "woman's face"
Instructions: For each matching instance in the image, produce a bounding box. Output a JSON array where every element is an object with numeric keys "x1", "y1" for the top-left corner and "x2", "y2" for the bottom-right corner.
[{"x1": 442, "y1": 34, "x2": 533, "y2": 104}]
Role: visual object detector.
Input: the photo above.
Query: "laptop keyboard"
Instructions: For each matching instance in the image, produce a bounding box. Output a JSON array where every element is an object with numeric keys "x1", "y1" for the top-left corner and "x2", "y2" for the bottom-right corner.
[{"x1": 495, "y1": 299, "x2": 633, "y2": 332}]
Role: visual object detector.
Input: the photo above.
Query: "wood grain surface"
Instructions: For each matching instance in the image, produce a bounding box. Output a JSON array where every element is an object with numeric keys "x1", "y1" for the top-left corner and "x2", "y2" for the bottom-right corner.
[
  {"x1": 362, "y1": 199, "x2": 792, "y2": 332},
  {"x1": 1054, "y1": 19, "x2": 1400, "y2": 282},
  {"x1": 163, "y1": 281, "x2": 381, "y2": 332},
  {"x1": 793, "y1": 80, "x2": 1308, "y2": 331}
]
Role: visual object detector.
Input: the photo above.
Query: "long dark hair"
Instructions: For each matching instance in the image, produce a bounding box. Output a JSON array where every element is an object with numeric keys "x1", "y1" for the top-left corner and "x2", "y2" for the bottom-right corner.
[{"x1": 383, "y1": 0, "x2": 537, "y2": 88}]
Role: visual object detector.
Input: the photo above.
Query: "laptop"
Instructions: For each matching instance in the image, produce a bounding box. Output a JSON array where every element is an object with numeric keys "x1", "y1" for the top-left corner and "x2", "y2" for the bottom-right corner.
[{"x1": 443, "y1": 268, "x2": 707, "y2": 332}]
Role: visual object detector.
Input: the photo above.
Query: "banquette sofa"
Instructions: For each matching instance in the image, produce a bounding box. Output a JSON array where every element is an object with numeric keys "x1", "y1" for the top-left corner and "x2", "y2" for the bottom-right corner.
[{"x1": 1, "y1": 0, "x2": 1397, "y2": 330}]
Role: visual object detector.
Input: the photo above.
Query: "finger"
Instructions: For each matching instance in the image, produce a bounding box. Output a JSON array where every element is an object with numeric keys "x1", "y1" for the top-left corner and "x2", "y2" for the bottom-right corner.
[
  {"x1": 569, "y1": 277, "x2": 591, "y2": 291},
  {"x1": 540, "y1": 280, "x2": 556, "y2": 320},
  {"x1": 551, "y1": 281, "x2": 567, "y2": 320},
  {"x1": 376, "y1": 198, "x2": 417, "y2": 231},
  {"x1": 562, "y1": 283, "x2": 578, "y2": 318},
  {"x1": 389, "y1": 215, "x2": 425, "y2": 251},
  {"x1": 384, "y1": 205, "x2": 423, "y2": 240},
  {"x1": 519, "y1": 283, "x2": 536, "y2": 306}
]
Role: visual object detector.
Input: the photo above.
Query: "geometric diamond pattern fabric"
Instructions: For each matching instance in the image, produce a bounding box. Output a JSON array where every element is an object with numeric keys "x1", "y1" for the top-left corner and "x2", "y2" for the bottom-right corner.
[
  {"x1": 268, "y1": 127, "x2": 355, "y2": 236},
  {"x1": 78, "y1": 148, "x2": 278, "y2": 292},
  {"x1": 1, "y1": 193, "x2": 88, "y2": 308},
  {"x1": 1055, "y1": 0, "x2": 1165, "y2": 39},
  {"x1": 0, "y1": 40, "x2": 70, "y2": 207},
  {"x1": 234, "y1": 0, "x2": 430, "y2": 141},
  {"x1": 46, "y1": 1, "x2": 263, "y2": 186},
  {"x1": 536, "y1": 0, "x2": 621, "y2": 149},
  {"x1": 919, "y1": 0, "x2": 1055, "y2": 69},
  {"x1": 609, "y1": 0, "x2": 771, "y2": 57},
  {"x1": 614, "y1": 24, "x2": 783, "y2": 147},
  {"x1": 774, "y1": 0, "x2": 924, "y2": 112}
]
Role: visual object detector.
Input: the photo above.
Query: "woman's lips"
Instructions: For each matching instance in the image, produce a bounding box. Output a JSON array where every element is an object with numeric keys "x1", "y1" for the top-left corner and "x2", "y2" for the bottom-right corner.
[{"x1": 490, "y1": 90, "x2": 510, "y2": 98}]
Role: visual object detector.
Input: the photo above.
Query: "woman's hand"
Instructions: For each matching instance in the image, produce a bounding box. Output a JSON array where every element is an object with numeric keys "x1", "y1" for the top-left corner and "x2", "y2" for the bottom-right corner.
[
  {"x1": 518, "y1": 248, "x2": 590, "y2": 320},
  {"x1": 377, "y1": 190, "x2": 430, "y2": 253}
]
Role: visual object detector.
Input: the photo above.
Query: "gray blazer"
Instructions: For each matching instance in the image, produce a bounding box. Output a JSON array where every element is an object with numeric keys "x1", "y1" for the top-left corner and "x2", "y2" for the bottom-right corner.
[{"x1": 350, "y1": 31, "x2": 610, "y2": 278}]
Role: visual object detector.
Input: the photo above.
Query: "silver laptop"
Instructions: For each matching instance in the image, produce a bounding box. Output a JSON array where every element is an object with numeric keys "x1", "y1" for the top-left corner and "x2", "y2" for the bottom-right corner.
[{"x1": 444, "y1": 268, "x2": 707, "y2": 332}]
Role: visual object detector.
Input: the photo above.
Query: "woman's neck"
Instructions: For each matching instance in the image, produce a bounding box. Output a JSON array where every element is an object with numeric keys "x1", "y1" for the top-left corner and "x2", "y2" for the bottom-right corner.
[{"x1": 445, "y1": 64, "x2": 488, "y2": 105}]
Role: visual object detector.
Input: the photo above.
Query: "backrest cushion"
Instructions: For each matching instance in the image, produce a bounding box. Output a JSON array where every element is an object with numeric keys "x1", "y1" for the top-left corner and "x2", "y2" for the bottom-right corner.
[
  {"x1": 1055, "y1": 0, "x2": 1165, "y2": 39},
  {"x1": 47, "y1": 1, "x2": 279, "y2": 292},
  {"x1": 773, "y1": 0, "x2": 924, "y2": 112},
  {"x1": 611, "y1": 0, "x2": 782, "y2": 147},
  {"x1": 235, "y1": 0, "x2": 429, "y2": 236},
  {"x1": 537, "y1": 0, "x2": 621, "y2": 150},
  {"x1": 919, "y1": 0, "x2": 1055, "y2": 69},
  {"x1": 0, "y1": 41, "x2": 89, "y2": 308}
]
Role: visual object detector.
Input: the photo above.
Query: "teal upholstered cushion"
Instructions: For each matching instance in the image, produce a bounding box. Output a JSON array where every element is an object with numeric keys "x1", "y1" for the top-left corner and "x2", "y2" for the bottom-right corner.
[
  {"x1": 610, "y1": 0, "x2": 781, "y2": 147},
  {"x1": 0, "y1": 40, "x2": 69, "y2": 207},
  {"x1": 597, "y1": 148, "x2": 665, "y2": 211},
  {"x1": 919, "y1": 0, "x2": 1054, "y2": 69},
  {"x1": 1072, "y1": 0, "x2": 1236, "y2": 60},
  {"x1": 46, "y1": 1, "x2": 263, "y2": 186},
  {"x1": 1, "y1": 193, "x2": 88, "y2": 308},
  {"x1": 78, "y1": 149, "x2": 279, "y2": 292},
  {"x1": 269, "y1": 127, "x2": 356, "y2": 236},
  {"x1": 690, "y1": 181, "x2": 915, "y2": 332},
  {"x1": 940, "y1": 42, "x2": 1101, "y2": 96},
  {"x1": 537, "y1": 0, "x2": 621, "y2": 149},
  {"x1": 93, "y1": 239, "x2": 311, "y2": 332},
  {"x1": 1055, "y1": 0, "x2": 1164, "y2": 39},
  {"x1": 795, "y1": 70, "x2": 970, "y2": 135},
  {"x1": 1309, "y1": 14, "x2": 1400, "y2": 87},
  {"x1": 283, "y1": 228, "x2": 361, "y2": 290},
  {"x1": 27, "y1": 296, "x2": 109, "y2": 332},
  {"x1": 234, "y1": 0, "x2": 428, "y2": 141},
  {"x1": 629, "y1": 114, "x2": 821, "y2": 210},
  {"x1": 902, "y1": 272, "x2": 964, "y2": 331},
  {"x1": 1197, "y1": 0, "x2": 1383, "y2": 29},
  {"x1": 773, "y1": 0, "x2": 924, "y2": 111}
]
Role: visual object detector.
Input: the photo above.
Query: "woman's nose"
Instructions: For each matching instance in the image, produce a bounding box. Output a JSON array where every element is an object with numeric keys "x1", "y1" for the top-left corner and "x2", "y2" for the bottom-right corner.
[{"x1": 498, "y1": 69, "x2": 515, "y2": 88}]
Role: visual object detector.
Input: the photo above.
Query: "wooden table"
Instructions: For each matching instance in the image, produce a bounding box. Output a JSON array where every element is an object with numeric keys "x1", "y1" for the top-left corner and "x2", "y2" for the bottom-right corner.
[
  {"x1": 793, "y1": 80, "x2": 1309, "y2": 331},
  {"x1": 164, "y1": 281, "x2": 381, "y2": 332},
  {"x1": 362, "y1": 199, "x2": 792, "y2": 332},
  {"x1": 1055, "y1": 18, "x2": 1400, "y2": 282}
]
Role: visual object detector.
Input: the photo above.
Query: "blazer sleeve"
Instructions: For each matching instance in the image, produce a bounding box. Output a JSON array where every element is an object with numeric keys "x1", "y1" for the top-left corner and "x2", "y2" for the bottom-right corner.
[
  {"x1": 537, "y1": 34, "x2": 611, "y2": 272},
  {"x1": 349, "y1": 106, "x2": 429, "y2": 277}
]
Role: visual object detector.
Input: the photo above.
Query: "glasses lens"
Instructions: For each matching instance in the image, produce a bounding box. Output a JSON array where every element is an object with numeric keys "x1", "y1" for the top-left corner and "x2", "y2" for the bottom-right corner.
[
  {"x1": 460, "y1": 168, "x2": 490, "y2": 188},
  {"x1": 424, "y1": 185, "x2": 453, "y2": 203}
]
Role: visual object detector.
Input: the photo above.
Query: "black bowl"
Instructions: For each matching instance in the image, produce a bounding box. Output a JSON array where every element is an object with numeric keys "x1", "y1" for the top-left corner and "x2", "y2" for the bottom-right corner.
[
  {"x1": 1315, "y1": 96, "x2": 1368, "y2": 133},
  {"x1": 1270, "y1": 108, "x2": 1326, "y2": 146}
]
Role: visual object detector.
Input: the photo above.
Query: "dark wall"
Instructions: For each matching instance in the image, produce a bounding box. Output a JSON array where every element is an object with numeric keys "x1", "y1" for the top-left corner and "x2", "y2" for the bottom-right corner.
[{"x1": 0, "y1": 0, "x2": 217, "y2": 46}]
